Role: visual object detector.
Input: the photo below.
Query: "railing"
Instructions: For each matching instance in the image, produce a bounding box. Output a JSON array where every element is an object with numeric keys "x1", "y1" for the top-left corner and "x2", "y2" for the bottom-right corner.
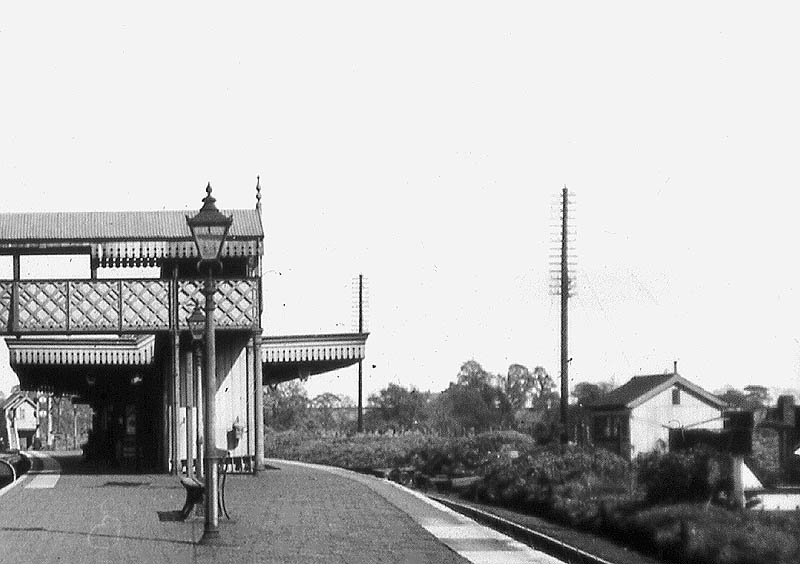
[{"x1": 0, "y1": 278, "x2": 259, "y2": 334}]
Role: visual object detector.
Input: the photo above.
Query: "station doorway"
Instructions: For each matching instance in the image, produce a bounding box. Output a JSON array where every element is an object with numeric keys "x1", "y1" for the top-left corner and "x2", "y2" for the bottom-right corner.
[{"x1": 81, "y1": 367, "x2": 163, "y2": 470}]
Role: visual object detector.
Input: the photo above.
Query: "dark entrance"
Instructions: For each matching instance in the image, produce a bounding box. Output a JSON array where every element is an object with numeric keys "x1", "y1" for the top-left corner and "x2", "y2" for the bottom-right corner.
[
  {"x1": 18, "y1": 430, "x2": 35, "y2": 450},
  {"x1": 82, "y1": 367, "x2": 162, "y2": 470}
]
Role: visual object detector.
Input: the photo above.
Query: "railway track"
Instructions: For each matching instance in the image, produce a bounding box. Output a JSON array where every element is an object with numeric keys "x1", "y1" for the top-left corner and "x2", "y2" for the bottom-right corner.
[
  {"x1": 0, "y1": 453, "x2": 29, "y2": 491},
  {"x1": 426, "y1": 493, "x2": 663, "y2": 564}
]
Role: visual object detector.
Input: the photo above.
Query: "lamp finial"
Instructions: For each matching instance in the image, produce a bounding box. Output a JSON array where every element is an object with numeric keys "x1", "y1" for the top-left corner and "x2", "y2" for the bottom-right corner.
[{"x1": 256, "y1": 176, "x2": 262, "y2": 212}]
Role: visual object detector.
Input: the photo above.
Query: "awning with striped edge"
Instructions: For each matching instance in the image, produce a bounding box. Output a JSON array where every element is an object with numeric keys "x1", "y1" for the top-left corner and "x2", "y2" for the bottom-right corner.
[
  {"x1": 261, "y1": 333, "x2": 368, "y2": 386},
  {"x1": 6, "y1": 335, "x2": 155, "y2": 365}
]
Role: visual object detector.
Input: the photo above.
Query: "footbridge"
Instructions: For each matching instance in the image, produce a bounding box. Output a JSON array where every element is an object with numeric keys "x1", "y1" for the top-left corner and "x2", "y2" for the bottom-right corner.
[{"x1": 0, "y1": 188, "x2": 368, "y2": 473}]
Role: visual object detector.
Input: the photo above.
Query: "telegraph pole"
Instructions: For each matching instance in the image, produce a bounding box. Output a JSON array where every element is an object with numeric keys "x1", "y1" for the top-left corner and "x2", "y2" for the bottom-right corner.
[
  {"x1": 357, "y1": 273, "x2": 364, "y2": 433},
  {"x1": 550, "y1": 186, "x2": 575, "y2": 445},
  {"x1": 559, "y1": 187, "x2": 569, "y2": 443}
]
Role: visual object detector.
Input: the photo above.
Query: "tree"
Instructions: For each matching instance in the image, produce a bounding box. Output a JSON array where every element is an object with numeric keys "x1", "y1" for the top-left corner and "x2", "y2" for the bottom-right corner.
[
  {"x1": 439, "y1": 383, "x2": 494, "y2": 434},
  {"x1": 309, "y1": 392, "x2": 345, "y2": 431},
  {"x1": 571, "y1": 381, "x2": 614, "y2": 407},
  {"x1": 530, "y1": 366, "x2": 557, "y2": 409},
  {"x1": 264, "y1": 381, "x2": 309, "y2": 430},
  {"x1": 744, "y1": 385, "x2": 770, "y2": 408},
  {"x1": 716, "y1": 386, "x2": 770, "y2": 410},
  {"x1": 503, "y1": 364, "x2": 537, "y2": 410},
  {"x1": 717, "y1": 387, "x2": 749, "y2": 409},
  {"x1": 367, "y1": 384, "x2": 430, "y2": 431},
  {"x1": 441, "y1": 362, "x2": 513, "y2": 434},
  {"x1": 456, "y1": 360, "x2": 493, "y2": 388}
]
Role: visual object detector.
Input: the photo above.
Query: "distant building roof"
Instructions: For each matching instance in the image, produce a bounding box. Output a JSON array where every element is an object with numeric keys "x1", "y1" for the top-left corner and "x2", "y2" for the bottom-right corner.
[
  {"x1": 2, "y1": 390, "x2": 36, "y2": 412},
  {"x1": 591, "y1": 372, "x2": 727, "y2": 410}
]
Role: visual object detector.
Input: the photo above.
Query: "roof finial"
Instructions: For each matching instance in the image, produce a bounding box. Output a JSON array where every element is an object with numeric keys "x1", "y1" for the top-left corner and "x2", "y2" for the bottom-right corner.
[
  {"x1": 198, "y1": 182, "x2": 219, "y2": 212},
  {"x1": 255, "y1": 175, "x2": 262, "y2": 213}
]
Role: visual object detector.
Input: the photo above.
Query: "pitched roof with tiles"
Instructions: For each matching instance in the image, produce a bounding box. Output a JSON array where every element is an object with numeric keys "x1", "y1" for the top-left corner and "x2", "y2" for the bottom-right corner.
[
  {"x1": 591, "y1": 372, "x2": 727, "y2": 410},
  {"x1": 0, "y1": 209, "x2": 263, "y2": 243},
  {"x1": 2, "y1": 390, "x2": 36, "y2": 412}
]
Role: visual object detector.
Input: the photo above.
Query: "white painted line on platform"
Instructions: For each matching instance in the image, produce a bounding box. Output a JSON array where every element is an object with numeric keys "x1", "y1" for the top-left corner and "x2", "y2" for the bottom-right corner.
[
  {"x1": 25, "y1": 473, "x2": 60, "y2": 489},
  {"x1": 424, "y1": 523, "x2": 508, "y2": 540},
  {"x1": 23, "y1": 452, "x2": 61, "y2": 490}
]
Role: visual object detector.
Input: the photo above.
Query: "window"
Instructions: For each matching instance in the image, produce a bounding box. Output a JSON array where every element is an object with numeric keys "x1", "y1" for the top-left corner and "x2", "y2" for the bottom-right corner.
[
  {"x1": 672, "y1": 388, "x2": 681, "y2": 405},
  {"x1": 594, "y1": 415, "x2": 621, "y2": 440}
]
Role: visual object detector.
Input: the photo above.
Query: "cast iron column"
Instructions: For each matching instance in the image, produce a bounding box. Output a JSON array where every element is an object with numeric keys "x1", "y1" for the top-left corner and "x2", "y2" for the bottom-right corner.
[
  {"x1": 202, "y1": 269, "x2": 219, "y2": 539},
  {"x1": 253, "y1": 332, "x2": 265, "y2": 471}
]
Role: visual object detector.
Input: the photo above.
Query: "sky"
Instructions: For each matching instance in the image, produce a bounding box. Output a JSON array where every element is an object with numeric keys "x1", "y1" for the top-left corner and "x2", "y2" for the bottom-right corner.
[{"x1": 2, "y1": 3, "x2": 800, "y2": 402}]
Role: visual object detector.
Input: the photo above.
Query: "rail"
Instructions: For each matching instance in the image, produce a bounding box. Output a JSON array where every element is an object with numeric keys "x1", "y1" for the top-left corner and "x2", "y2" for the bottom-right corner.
[{"x1": 0, "y1": 458, "x2": 17, "y2": 485}]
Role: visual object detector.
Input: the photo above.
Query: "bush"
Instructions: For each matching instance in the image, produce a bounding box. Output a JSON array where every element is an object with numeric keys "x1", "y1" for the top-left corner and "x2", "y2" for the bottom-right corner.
[
  {"x1": 465, "y1": 444, "x2": 633, "y2": 527},
  {"x1": 412, "y1": 430, "x2": 537, "y2": 476},
  {"x1": 748, "y1": 426, "x2": 781, "y2": 485},
  {"x1": 264, "y1": 429, "x2": 539, "y2": 476},
  {"x1": 637, "y1": 448, "x2": 727, "y2": 504},
  {"x1": 609, "y1": 503, "x2": 800, "y2": 564},
  {"x1": 266, "y1": 430, "x2": 454, "y2": 470}
]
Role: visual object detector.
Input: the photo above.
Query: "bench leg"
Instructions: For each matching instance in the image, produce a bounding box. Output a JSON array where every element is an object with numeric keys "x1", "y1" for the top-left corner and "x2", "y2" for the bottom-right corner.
[
  {"x1": 219, "y1": 472, "x2": 230, "y2": 520},
  {"x1": 180, "y1": 487, "x2": 204, "y2": 520}
]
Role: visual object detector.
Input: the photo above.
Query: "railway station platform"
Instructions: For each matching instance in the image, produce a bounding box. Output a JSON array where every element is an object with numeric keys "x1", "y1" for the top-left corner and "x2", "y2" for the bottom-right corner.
[{"x1": 0, "y1": 452, "x2": 563, "y2": 564}]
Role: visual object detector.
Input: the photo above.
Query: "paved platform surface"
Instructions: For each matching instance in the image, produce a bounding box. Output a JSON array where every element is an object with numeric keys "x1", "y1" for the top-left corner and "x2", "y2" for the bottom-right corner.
[{"x1": 0, "y1": 452, "x2": 563, "y2": 563}]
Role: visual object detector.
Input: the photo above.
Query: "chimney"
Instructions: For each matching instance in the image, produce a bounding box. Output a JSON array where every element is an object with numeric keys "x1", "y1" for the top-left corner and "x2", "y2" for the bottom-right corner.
[{"x1": 673, "y1": 360, "x2": 678, "y2": 375}]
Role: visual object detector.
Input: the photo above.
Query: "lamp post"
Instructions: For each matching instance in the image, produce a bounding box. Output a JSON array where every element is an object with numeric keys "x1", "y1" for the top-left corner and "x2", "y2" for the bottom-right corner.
[
  {"x1": 187, "y1": 183, "x2": 232, "y2": 542},
  {"x1": 188, "y1": 303, "x2": 205, "y2": 480}
]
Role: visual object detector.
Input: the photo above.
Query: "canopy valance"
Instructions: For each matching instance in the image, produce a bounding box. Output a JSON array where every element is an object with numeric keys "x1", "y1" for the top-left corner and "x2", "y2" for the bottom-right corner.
[
  {"x1": 6, "y1": 334, "x2": 155, "y2": 366},
  {"x1": 261, "y1": 333, "x2": 368, "y2": 364},
  {"x1": 261, "y1": 332, "x2": 369, "y2": 386}
]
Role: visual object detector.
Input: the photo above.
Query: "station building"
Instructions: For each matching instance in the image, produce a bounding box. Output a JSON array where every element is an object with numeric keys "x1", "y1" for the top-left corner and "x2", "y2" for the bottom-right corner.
[{"x1": 0, "y1": 187, "x2": 367, "y2": 472}]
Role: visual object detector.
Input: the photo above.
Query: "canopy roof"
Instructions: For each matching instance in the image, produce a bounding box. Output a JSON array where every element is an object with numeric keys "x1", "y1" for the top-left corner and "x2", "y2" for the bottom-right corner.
[
  {"x1": 4, "y1": 332, "x2": 368, "y2": 392},
  {"x1": 6, "y1": 334, "x2": 159, "y2": 397},
  {"x1": 6, "y1": 335, "x2": 155, "y2": 366},
  {"x1": 261, "y1": 332, "x2": 368, "y2": 386},
  {"x1": 0, "y1": 209, "x2": 263, "y2": 265}
]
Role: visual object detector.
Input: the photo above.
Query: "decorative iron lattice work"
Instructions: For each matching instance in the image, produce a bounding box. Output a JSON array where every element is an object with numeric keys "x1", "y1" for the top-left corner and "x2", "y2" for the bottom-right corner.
[
  {"x1": 70, "y1": 281, "x2": 120, "y2": 330},
  {"x1": 17, "y1": 281, "x2": 68, "y2": 331},
  {"x1": 121, "y1": 280, "x2": 171, "y2": 330},
  {"x1": 0, "y1": 281, "x2": 11, "y2": 329},
  {"x1": 0, "y1": 278, "x2": 258, "y2": 334},
  {"x1": 177, "y1": 278, "x2": 258, "y2": 329},
  {"x1": 177, "y1": 279, "x2": 203, "y2": 325}
]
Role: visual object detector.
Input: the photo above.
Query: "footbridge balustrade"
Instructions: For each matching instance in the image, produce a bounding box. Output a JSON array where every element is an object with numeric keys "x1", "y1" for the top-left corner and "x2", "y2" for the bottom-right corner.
[{"x1": 0, "y1": 277, "x2": 259, "y2": 335}]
